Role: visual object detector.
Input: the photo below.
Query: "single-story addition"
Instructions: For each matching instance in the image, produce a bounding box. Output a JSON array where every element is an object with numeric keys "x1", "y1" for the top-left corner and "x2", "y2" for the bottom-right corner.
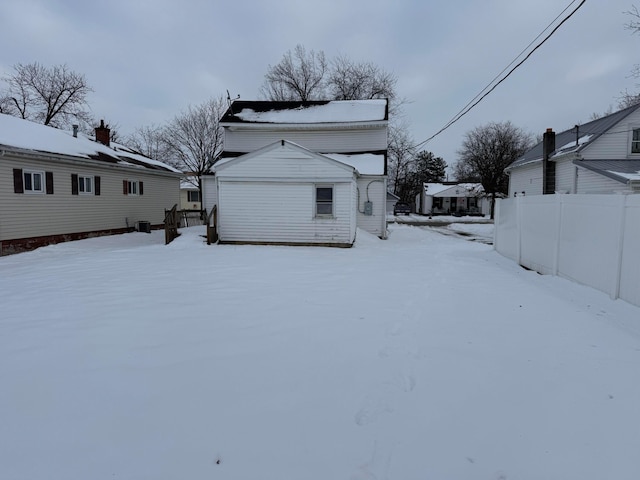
[
  {"x1": 214, "y1": 140, "x2": 366, "y2": 246},
  {"x1": 505, "y1": 102, "x2": 640, "y2": 196},
  {"x1": 0, "y1": 114, "x2": 181, "y2": 255},
  {"x1": 415, "y1": 182, "x2": 490, "y2": 216},
  {"x1": 203, "y1": 99, "x2": 389, "y2": 247}
]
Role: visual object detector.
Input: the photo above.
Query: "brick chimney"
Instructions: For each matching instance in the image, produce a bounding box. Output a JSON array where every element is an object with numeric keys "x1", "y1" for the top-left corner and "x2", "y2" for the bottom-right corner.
[
  {"x1": 542, "y1": 128, "x2": 556, "y2": 195},
  {"x1": 95, "y1": 119, "x2": 110, "y2": 147}
]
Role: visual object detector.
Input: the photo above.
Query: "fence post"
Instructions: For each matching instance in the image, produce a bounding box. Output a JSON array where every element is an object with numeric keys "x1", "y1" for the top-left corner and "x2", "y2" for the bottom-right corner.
[
  {"x1": 515, "y1": 196, "x2": 522, "y2": 265},
  {"x1": 552, "y1": 195, "x2": 564, "y2": 276},
  {"x1": 612, "y1": 194, "x2": 628, "y2": 300}
]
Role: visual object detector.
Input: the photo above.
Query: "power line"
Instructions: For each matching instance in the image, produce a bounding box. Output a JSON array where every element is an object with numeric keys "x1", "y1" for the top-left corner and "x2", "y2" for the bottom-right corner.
[{"x1": 413, "y1": 0, "x2": 587, "y2": 151}]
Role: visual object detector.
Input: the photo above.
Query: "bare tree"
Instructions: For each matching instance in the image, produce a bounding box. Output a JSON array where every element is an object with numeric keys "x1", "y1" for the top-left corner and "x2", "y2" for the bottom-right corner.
[
  {"x1": 1, "y1": 62, "x2": 92, "y2": 127},
  {"x1": 163, "y1": 96, "x2": 226, "y2": 197},
  {"x1": 260, "y1": 45, "x2": 327, "y2": 101},
  {"x1": 387, "y1": 124, "x2": 417, "y2": 202},
  {"x1": 0, "y1": 94, "x2": 16, "y2": 115},
  {"x1": 126, "y1": 124, "x2": 174, "y2": 165},
  {"x1": 327, "y1": 55, "x2": 397, "y2": 102},
  {"x1": 455, "y1": 121, "x2": 533, "y2": 218},
  {"x1": 619, "y1": 6, "x2": 640, "y2": 108}
]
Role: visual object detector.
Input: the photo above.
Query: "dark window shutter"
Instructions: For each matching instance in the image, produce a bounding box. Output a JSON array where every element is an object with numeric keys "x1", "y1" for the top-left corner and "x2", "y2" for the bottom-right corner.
[
  {"x1": 71, "y1": 174, "x2": 79, "y2": 195},
  {"x1": 94, "y1": 176, "x2": 101, "y2": 196},
  {"x1": 139, "y1": 181, "x2": 144, "y2": 195},
  {"x1": 123, "y1": 180, "x2": 128, "y2": 195},
  {"x1": 13, "y1": 169, "x2": 24, "y2": 193},
  {"x1": 45, "y1": 172, "x2": 54, "y2": 194}
]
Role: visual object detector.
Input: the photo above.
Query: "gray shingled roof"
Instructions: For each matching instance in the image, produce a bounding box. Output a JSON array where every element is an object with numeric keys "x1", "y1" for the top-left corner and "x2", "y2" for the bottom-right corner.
[
  {"x1": 506, "y1": 103, "x2": 640, "y2": 170},
  {"x1": 574, "y1": 159, "x2": 640, "y2": 183}
]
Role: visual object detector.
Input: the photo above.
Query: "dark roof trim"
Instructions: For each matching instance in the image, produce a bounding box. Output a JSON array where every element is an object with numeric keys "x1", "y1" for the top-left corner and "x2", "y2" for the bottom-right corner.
[{"x1": 220, "y1": 99, "x2": 389, "y2": 124}]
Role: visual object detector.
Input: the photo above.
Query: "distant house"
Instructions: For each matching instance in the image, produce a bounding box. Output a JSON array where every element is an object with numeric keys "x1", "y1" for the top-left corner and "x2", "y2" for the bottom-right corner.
[
  {"x1": 180, "y1": 177, "x2": 201, "y2": 211},
  {"x1": 0, "y1": 115, "x2": 181, "y2": 255},
  {"x1": 202, "y1": 99, "x2": 389, "y2": 247},
  {"x1": 386, "y1": 191, "x2": 400, "y2": 214},
  {"x1": 506, "y1": 103, "x2": 640, "y2": 196},
  {"x1": 415, "y1": 182, "x2": 489, "y2": 216}
]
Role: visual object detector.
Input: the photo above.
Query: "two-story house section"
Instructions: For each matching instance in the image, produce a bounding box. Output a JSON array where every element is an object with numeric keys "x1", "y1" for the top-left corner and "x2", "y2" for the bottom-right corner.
[
  {"x1": 203, "y1": 99, "x2": 389, "y2": 246},
  {"x1": 506, "y1": 103, "x2": 640, "y2": 197}
]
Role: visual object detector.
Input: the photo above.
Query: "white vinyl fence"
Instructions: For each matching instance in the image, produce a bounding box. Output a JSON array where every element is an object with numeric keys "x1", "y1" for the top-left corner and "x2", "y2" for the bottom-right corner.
[{"x1": 494, "y1": 194, "x2": 640, "y2": 307}]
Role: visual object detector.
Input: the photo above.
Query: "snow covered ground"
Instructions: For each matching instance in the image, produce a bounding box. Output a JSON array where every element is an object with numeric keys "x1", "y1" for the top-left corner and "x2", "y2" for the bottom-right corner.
[{"x1": 1, "y1": 224, "x2": 639, "y2": 480}]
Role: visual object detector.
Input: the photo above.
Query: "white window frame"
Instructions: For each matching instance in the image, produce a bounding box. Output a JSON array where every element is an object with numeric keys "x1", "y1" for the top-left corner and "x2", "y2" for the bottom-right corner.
[
  {"x1": 128, "y1": 180, "x2": 139, "y2": 196},
  {"x1": 78, "y1": 175, "x2": 94, "y2": 194},
  {"x1": 187, "y1": 190, "x2": 201, "y2": 202},
  {"x1": 23, "y1": 169, "x2": 45, "y2": 194},
  {"x1": 315, "y1": 185, "x2": 334, "y2": 218},
  {"x1": 631, "y1": 128, "x2": 640, "y2": 154}
]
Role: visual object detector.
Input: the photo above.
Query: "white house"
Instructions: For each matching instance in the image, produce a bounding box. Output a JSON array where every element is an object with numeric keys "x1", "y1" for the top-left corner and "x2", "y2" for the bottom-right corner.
[
  {"x1": 0, "y1": 114, "x2": 181, "y2": 255},
  {"x1": 505, "y1": 103, "x2": 640, "y2": 196},
  {"x1": 203, "y1": 99, "x2": 388, "y2": 246},
  {"x1": 415, "y1": 182, "x2": 489, "y2": 216},
  {"x1": 180, "y1": 177, "x2": 201, "y2": 211}
]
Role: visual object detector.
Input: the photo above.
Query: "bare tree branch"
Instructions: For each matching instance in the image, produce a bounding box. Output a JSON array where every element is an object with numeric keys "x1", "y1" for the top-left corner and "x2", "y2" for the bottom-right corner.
[
  {"x1": 163, "y1": 96, "x2": 226, "y2": 196},
  {"x1": 455, "y1": 121, "x2": 533, "y2": 218},
  {"x1": 260, "y1": 45, "x2": 327, "y2": 101},
  {"x1": 1, "y1": 62, "x2": 92, "y2": 127}
]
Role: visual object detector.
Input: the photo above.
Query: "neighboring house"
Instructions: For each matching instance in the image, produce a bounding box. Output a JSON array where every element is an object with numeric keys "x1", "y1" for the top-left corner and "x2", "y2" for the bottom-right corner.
[
  {"x1": 180, "y1": 177, "x2": 202, "y2": 211},
  {"x1": 386, "y1": 191, "x2": 400, "y2": 214},
  {"x1": 415, "y1": 182, "x2": 489, "y2": 216},
  {"x1": 506, "y1": 103, "x2": 640, "y2": 196},
  {"x1": 203, "y1": 99, "x2": 388, "y2": 247},
  {"x1": 0, "y1": 114, "x2": 181, "y2": 255}
]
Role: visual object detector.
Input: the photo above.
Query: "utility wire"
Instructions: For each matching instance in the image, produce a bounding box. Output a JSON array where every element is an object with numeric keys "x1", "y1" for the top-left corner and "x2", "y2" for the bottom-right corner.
[
  {"x1": 413, "y1": 0, "x2": 587, "y2": 151},
  {"x1": 430, "y1": 0, "x2": 580, "y2": 143}
]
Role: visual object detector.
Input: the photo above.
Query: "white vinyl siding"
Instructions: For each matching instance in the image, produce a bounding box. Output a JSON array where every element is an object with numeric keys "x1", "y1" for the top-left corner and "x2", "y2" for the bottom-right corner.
[
  {"x1": 0, "y1": 154, "x2": 180, "y2": 243},
  {"x1": 201, "y1": 175, "x2": 217, "y2": 214},
  {"x1": 223, "y1": 126, "x2": 387, "y2": 154},
  {"x1": 215, "y1": 142, "x2": 357, "y2": 244},
  {"x1": 554, "y1": 158, "x2": 577, "y2": 194},
  {"x1": 356, "y1": 176, "x2": 387, "y2": 238},
  {"x1": 217, "y1": 181, "x2": 354, "y2": 244},
  {"x1": 508, "y1": 162, "x2": 543, "y2": 197},
  {"x1": 217, "y1": 145, "x2": 355, "y2": 179},
  {"x1": 580, "y1": 109, "x2": 640, "y2": 159},
  {"x1": 576, "y1": 167, "x2": 629, "y2": 194}
]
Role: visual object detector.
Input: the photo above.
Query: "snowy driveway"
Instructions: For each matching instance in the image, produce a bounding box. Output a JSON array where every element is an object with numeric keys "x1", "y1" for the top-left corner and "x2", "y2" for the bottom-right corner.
[{"x1": 1, "y1": 225, "x2": 639, "y2": 480}]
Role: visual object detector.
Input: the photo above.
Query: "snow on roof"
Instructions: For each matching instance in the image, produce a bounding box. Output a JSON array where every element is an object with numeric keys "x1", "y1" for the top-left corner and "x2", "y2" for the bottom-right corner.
[
  {"x1": 230, "y1": 99, "x2": 388, "y2": 124},
  {"x1": 0, "y1": 114, "x2": 180, "y2": 173},
  {"x1": 424, "y1": 182, "x2": 484, "y2": 197},
  {"x1": 180, "y1": 177, "x2": 199, "y2": 189},
  {"x1": 607, "y1": 169, "x2": 640, "y2": 181},
  {"x1": 324, "y1": 153, "x2": 384, "y2": 175},
  {"x1": 553, "y1": 134, "x2": 593, "y2": 157}
]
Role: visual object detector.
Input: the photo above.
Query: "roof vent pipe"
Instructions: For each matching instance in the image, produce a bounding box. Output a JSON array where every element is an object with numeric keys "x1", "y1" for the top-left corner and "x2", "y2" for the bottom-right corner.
[{"x1": 72, "y1": 124, "x2": 79, "y2": 138}]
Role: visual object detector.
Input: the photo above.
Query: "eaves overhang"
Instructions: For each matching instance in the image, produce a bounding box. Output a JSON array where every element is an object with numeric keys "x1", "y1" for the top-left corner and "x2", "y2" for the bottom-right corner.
[{"x1": 0, "y1": 145, "x2": 183, "y2": 178}]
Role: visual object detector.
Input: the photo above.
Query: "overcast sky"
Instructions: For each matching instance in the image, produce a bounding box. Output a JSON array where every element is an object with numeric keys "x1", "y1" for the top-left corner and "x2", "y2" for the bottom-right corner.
[{"x1": 1, "y1": 0, "x2": 638, "y2": 170}]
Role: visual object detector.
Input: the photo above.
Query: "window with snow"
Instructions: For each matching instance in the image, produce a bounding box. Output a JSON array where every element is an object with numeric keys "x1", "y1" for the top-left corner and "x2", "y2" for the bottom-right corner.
[{"x1": 187, "y1": 190, "x2": 201, "y2": 202}]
